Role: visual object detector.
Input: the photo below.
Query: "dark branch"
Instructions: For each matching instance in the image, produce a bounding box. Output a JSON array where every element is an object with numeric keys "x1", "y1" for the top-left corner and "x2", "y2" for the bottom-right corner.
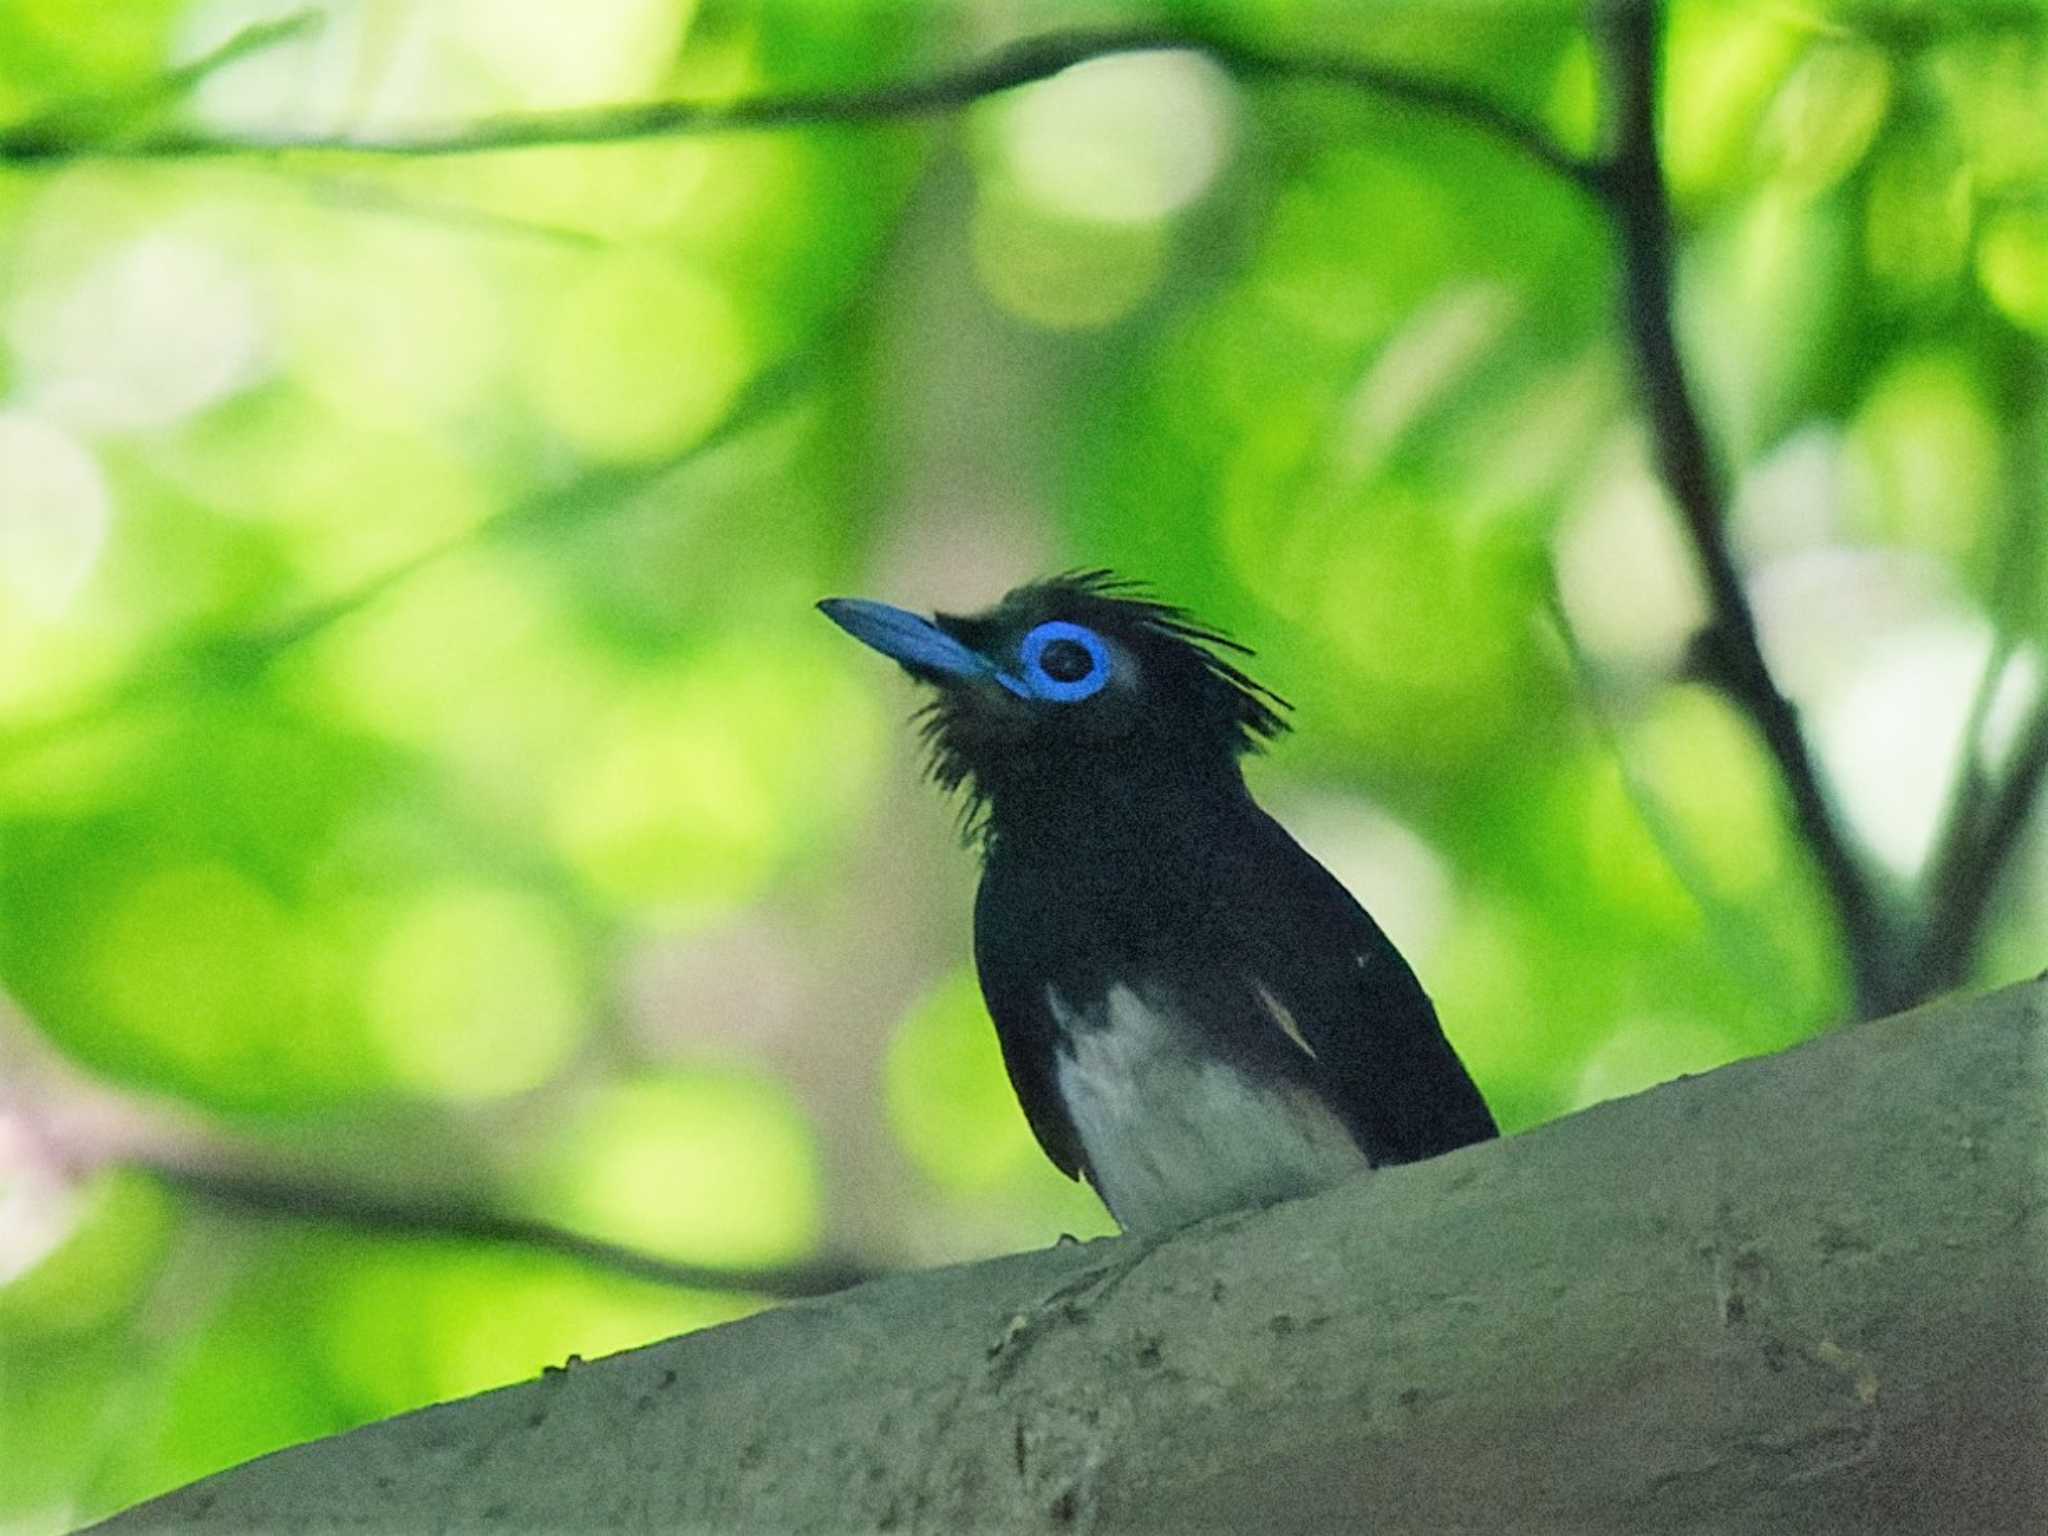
[
  {"x1": 1212, "y1": 34, "x2": 1599, "y2": 193},
  {"x1": 1587, "y1": 0, "x2": 1903, "y2": 1019},
  {"x1": 0, "y1": 1008, "x2": 882, "y2": 1302},
  {"x1": 1941, "y1": 696, "x2": 2048, "y2": 937},
  {"x1": 1921, "y1": 701, "x2": 2048, "y2": 984},
  {"x1": 145, "y1": 1159, "x2": 883, "y2": 1299},
  {"x1": 0, "y1": 26, "x2": 1593, "y2": 191}
]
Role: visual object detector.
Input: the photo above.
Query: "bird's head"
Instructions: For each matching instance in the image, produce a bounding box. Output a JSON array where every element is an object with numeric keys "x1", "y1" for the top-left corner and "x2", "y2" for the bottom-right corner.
[{"x1": 819, "y1": 571, "x2": 1288, "y2": 843}]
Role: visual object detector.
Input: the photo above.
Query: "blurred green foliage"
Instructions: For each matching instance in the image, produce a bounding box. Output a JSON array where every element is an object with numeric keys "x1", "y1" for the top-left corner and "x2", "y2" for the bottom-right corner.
[{"x1": 1, "y1": 0, "x2": 2044, "y2": 1528}]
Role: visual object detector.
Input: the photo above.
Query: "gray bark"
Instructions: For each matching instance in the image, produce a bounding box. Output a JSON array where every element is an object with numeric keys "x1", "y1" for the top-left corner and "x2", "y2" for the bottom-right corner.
[{"x1": 92, "y1": 977, "x2": 2048, "y2": 1534}]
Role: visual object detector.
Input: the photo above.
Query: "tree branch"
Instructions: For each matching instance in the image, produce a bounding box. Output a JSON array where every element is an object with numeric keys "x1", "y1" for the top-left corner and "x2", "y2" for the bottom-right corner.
[
  {"x1": 1587, "y1": 0, "x2": 1903, "y2": 1019},
  {"x1": 0, "y1": 26, "x2": 1594, "y2": 192},
  {"x1": 87, "y1": 979, "x2": 2048, "y2": 1535},
  {"x1": 1917, "y1": 697, "x2": 2048, "y2": 995}
]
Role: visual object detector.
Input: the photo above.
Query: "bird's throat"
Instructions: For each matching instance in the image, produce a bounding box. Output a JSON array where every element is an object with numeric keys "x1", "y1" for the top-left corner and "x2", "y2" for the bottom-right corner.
[{"x1": 978, "y1": 748, "x2": 1253, "y2": 868}]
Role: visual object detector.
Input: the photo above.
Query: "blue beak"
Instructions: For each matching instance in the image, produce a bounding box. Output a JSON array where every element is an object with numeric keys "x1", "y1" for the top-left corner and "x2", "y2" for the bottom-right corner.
[{"x1": 817, "y1": 597, "x2": 995, "y2": 683}]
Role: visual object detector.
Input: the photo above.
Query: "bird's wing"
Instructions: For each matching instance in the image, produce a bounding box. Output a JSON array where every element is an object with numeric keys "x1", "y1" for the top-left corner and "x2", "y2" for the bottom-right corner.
[
  {"x1": 1226, "y1": 810, "x2": 1499, "y2": 1165},
  {"x1": 971, "y1": 878, "x2": 1089, "y2": 1183}
]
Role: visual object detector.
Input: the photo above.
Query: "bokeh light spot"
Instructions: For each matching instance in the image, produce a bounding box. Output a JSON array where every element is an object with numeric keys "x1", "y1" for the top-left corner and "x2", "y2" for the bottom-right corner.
[
  {"x1": 0, "y1": 1168, "x2": 173, "y2": 1332},
  {"x1": 1865, "y1": 136, "x2": 1972, "y2": 294},
  {"x1": 1544, "y1": 37, "x2": 1599, "y2": 158},
  {"x1": 446, "y1": 0, "x2": 695, "y2": 111},
  {"x1": 1335, "y1": 282, "x2": 1516, "y2": 475},
  {"x1": 277, "y1": 224, "x2": 507, "y2": 431},
  {"x1": 1816, "y1": 617, "x2": 1990, "y2": 878},
  {"x1": 530, "y1": 252, "x2": 750, "y2": 462},
  {"x1": 317, "y1": 1244, "x2": 747, "y2": 1414},
  {"x1": 307, "y1": 550, "x2": 616, "y2": 816},
  {"x1": 1760, "y1": 42, "x2": 1891, "y2": 198},
  {"x1": 0, "y1": 410, "x2": 111, "y2": 620},
  {"x1": 93, "y1": 864, "x2": 304, "y2": 1079},
  {"x1": 1581, "y1": 751, "x2": 1696, "y2": 929},
  {"x1": 1571, "y1": 1015, "x2": 1744, "y2": 1111},
  {"x1": 1631, "y1": 685, "x2": 1784, "y2": 896},
  {"x1": 1426, "y1": 897, "x2": 1541, "y2": 1126},
  {"x1": 971, "y1": 191, "x2": 1164, "y2": 332},
  {"x1": 1977, "y1": 208, "x2": 2048, "y2": 333},
  {"x1": 365, "y1": 887, "x2": 586, "y2": 1100},
  {"x1": 1554, "y1": 436, "x2": 1708, "y2": 673},
  {"x1": 1679, "y1": 185, "x2": 1845, "y2": 456},
  {"x1": 1271, "y1": 488, "x2": 1532, "y2": 764},
  {"x1": 1849, "y1": 352, "x2": 1998, "y2": 560},
  {"x1": 0, "y1": 1108, "x2": 83, "y2": 1294},
  {"x1": 534, "y1": 1074, "x2": 820, "y2": 1268},
  {"x1": 9, "y1": 229, "x2": 267, "y2": 433},
  {"x1": 181, "y1": 0, "x2": 351, "y2": 135},
  {"x1": 886, "y1": 969, "x2": 1037, "y2": 1192},
  {"x1": 550, "y1": 634, "x2": 882, "y2": 914},
  {"x1": 1661, "y1": 5, "x2": 1803, "y2": 203},
  {"x1": 994, "y1": 50, "x2": 1234, "y2": 226}
]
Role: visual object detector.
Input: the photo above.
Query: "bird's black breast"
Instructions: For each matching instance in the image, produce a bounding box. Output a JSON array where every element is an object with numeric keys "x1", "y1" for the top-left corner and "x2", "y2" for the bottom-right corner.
[{"x1": 970, "y1": 798, "x2": 1496, "y2": 1227}]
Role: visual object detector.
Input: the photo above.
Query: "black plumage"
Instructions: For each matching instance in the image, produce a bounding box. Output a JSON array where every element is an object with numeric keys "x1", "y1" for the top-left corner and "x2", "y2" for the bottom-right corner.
[{"x1": 820, "y1": 571, "x2": 1497, "y2": 1232}]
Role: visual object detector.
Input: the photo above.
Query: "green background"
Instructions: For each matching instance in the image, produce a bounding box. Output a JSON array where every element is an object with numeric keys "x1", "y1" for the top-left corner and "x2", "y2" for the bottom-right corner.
[{"x1": 1, "y1": 1, "x2": 2043, "y2": 1528}]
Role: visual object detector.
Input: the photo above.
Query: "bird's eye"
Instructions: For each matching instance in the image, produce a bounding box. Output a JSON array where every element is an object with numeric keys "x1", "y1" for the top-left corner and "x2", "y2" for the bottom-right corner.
[
  {"x1": 1014, "y1": 620, "x2": 1111, "y2": 702},
  {"x1": 1039, "y1": 639, "x2": 1093, "y2": 682}
]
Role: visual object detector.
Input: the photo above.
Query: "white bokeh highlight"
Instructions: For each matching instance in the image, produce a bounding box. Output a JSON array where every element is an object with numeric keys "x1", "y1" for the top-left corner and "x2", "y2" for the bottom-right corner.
[
  {"x1": 998, "y1": 51, "x2": 1235, "y2": 225},
  {"x1": 1554, "y1": 433, "x2": 1708, "y2": 673},
  {"x1": 0, "y1": 1104, "x2": 81, "y2": 1289},
  {"x1": 0, "y1": 412, "x2": 113, "y2": 620},
  {"x1": 180, "y1": 0, "x2": 697, "y2": 130},
  {"x1": 1814, "y1": 616, "x2": 1997, "y2": 878},
  {"x1": 9, "y1": 231, "x2": 267, "y2": 434}
]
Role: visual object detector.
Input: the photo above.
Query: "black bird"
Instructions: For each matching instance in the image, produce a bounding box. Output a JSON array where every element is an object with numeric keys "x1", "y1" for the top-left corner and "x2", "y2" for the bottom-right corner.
[{"x1": 819, "y1": 571, "x2": 1497, "y2": 1234}]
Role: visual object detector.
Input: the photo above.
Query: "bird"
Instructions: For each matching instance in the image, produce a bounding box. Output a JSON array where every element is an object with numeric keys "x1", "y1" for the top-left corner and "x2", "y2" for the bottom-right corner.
[{"x1": 819, "y1": 571, "x2": 1497, "y2": 1234}]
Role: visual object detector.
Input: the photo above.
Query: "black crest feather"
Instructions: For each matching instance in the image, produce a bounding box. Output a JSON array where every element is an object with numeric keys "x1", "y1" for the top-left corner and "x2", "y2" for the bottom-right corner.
[
  {"x1": 913, "y1": 571, "x2": 1290, "y2": 846},
  {"x1": 1039, "y1": 569, "x2": 1292, "y2": 745}
]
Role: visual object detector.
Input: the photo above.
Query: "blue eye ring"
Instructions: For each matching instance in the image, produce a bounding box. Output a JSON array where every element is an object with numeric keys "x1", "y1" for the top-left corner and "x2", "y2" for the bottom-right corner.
[{"x1": 1005, "y1": 620, "x2": 1111, "y2": 702}]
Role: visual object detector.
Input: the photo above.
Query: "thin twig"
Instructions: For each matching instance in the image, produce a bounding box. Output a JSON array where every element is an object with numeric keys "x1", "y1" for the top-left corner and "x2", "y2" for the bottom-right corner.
[
  {"x1": 1587, "y1": 0, "x2": 1902, "y2": 1019},
  {"x1": 1921, "y1": 702, "x2": 2048, "y2": 983},
  {"x1": 0, "y1": 26, "x2": 1596, "y2": 192},
  {"x1": 1540, "y1": 573, "x2": 1787, "y2": 1004},
  {"x1": 157, "y1": 11, "x2": 326, "y2": 95},
  {"x1": 1927, "y1": 643, "x2": 2021, "y2": 893},
  {"x1": 0, "y1": 10, "x2": 323, "y2": 159},
  {"x1": 294, "y1": 171, "x2": 620, "y2": 249},
  {"x1": 1913, "y1": 342, "x2": 2048, "y2": 994},
  {"x1": 145, "y1": 1159, "x2": 881, "y2": 1298}
]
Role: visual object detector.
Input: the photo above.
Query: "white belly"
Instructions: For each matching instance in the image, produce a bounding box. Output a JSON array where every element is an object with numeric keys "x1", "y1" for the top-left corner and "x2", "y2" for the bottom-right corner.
[{"x1": 1048, "y1": 983, "x2": 1370, "y2": 1234}]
